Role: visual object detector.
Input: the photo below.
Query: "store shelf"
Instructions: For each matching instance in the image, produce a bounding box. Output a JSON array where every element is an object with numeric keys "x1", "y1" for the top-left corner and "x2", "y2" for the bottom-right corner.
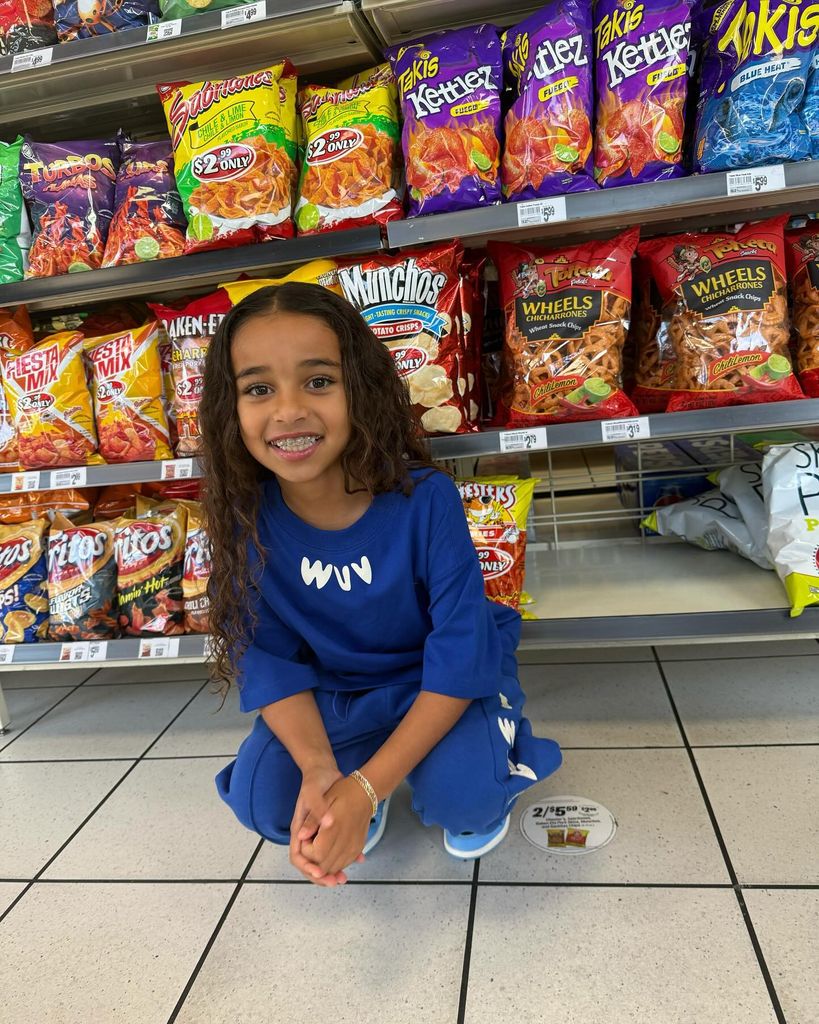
[
  {"x1": 0, "y1": 1, "x2": 381, "y2": 139},
  {"x1": 428, "y1": 399, "x2": 819, "y2": 460},
  {"x1": 0, "y1": 635, "x2": 207, "y2": 670},
  {"x1": 0, "y1": 226, "x2": 383, "y2": 312},
  {"x1": 361, "y1": 0, "x2": 542, "y2": 44},
  {"x1": 0, "y1": 457, "x2": 203, "y2": 495},
  {"x1": 387, "y1": 160, "x2": 819, "y2": 250}
]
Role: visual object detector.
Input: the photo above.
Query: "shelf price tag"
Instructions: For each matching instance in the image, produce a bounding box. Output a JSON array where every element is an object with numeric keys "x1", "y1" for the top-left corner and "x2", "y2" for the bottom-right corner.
[
  {"x1": 516, "y1": 196, "x2": 567, "y2": 227},
  {"x1": 146, "y1": 19, "x2": 181, "y2": 41},
  {"x1": 139, "y1": 637, "x2": 180, "y2": 660},
  {"x1": 601, "y1": 417, "x2": 651, "y2": 443},
  {"x1": 59, "y1": 641, "x2": 109, "y2": 663},
  {"x1": 221, "y1": 0, "x2": 265, "y2": 28},
  {"x1": 160, "y1": 458, "x2": 194, "y2": 481},
  {"x1": 203, "y1": 636, "x2": 214, "y2": 658},
  {"x1": 50, "y1": 467, "x2": 87, "y2": 490},
  {"x1": 726, "y1": 164, "x2": 786, "y2": 196},
  {"x1": 499, "y1": 427, "x2": 548, "y2": 453},
  {"x1": 0, "y1": 645, "x2": 15, "y2": 664},
  {"x1": 11, "y1": 47, "x2": 53, "y2": 72},
  {"x1": 9, "y1": 472, "x2": 40, "y2": 493}
]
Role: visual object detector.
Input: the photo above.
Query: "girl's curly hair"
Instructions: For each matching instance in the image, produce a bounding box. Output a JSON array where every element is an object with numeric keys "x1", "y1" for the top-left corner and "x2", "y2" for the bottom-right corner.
[{"x1": 199, "y1": 281, "x2": 438, "y2": 698}]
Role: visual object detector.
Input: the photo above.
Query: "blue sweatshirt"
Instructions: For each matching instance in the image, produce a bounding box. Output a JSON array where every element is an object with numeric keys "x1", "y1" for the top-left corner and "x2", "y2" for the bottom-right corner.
[{"x1": 236, "y1": 467, "x2": 522, "y2": 713}]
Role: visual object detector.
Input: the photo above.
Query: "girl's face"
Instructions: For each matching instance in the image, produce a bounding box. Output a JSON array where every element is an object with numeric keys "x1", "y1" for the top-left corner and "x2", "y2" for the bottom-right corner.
[{"x1": 231, "y1": 311, "x2": 351, "y2": 489}]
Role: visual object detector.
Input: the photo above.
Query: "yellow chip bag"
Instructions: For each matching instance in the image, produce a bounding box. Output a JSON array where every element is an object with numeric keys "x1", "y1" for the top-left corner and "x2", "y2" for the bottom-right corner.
[
  {"x1": 220, "y1": 259, "x2": 342, "y2": 305},
  {"x1": 157, "y1": 61, "x2": 298, "y2": 254},
  {"x1": 0, "y1": 519, "x2": 49, "y2": 642}
]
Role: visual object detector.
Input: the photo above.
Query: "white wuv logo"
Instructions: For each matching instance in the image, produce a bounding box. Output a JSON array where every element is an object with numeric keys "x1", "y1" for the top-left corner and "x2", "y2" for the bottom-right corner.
[{"x1": 300, "y1": 556, "x2": 373, "y2": 592}]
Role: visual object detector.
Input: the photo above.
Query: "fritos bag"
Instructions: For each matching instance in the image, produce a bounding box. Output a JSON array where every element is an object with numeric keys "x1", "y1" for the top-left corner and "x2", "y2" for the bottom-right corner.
[
  {"x1": 0, "y1": 520, "x2": 49, "y2": 642},
  {"x1": 337, "y1": 242, "x2": 473, "y2": 435},
  {"x1": 0, "y1": 304, "x2": 34, "y2": 470},
  {"x1": 20, "y1": 137, "x2": 119, "y2": 277},
  {"x1": 101, "y1": 141, "x2": 186, "y2": 268},
  {"x1": 149, "y1": 292, "x2": 230, "y2": 456},
  {"x1": 785, "y1": 226, "x2": 819, "y2": 397},
  {"x1": 219, "y1": 261, "x2": 342, "y2": 304},
  {"x1": 489, "y1": 229, "x2": 640, "y2": 425},
  {"x1": 638, "y1": 218, "x2": 804, "y2": 412},
  {"x1": 47, "y1": 514, "x2": 118, "y2": 641},
  {"x1": 158, "y1": 62, "x2": 298, "y2": 253},
  {"x1": 593, "y1": 0, "x2": 693, "y2": 187},
  {"x1": 630, "y1": 255, "x2": 676, "y2": 414},
  {"x1": 2, "y1": 331, "x2": 98, "y2": 469},
  {"x1": 501, "y1": 4, "x2": 596, "y2": 202},
  {"x1": 387, "y1": 24, "x2": 503, "y2": 217},
  {"x1": 85, "y1": 323, "x2": 172, "y2": 464},
  {"x1": 182, "y1": 500, "x2": 210, "y2": 634},
  {"x1": 115, "y1": 499, "x2": 185, "y2": 636},
  {"x1": 53, "y1": 0, "x2": 157, "y2": 39},
  {"x1": 296, "y1": 65, "x2": 402, "y2": 234},
  {"x1": 457, "y1": 477, "x2": 536, "y2": 610}
]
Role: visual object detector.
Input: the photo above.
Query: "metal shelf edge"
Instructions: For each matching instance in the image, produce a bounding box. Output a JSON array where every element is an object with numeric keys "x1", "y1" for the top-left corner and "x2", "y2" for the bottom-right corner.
[{"x1": 0, "y1": 635, "x2": 208, "y2": 668}]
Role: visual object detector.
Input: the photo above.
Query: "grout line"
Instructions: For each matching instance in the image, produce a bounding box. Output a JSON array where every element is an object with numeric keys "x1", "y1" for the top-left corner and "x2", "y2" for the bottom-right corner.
[
  {"x1": 456, "y1": 858, "x2": 480, "y2": 1024},
  {"x1": 166, "y1": 838, "x2": 266, "y2": 1024},
  {"x1": 519, "y1": 650, "x2": 819, "y2": 666},
  {"x1": 0, "y1": 754, "x2": 236, "y2": 764},
  {"x1": 651, "y1": 648, "x2": 788, "y2": 1024},
  {"x1": 0, "y1": 676, "x2": 94, "y2": 754}
]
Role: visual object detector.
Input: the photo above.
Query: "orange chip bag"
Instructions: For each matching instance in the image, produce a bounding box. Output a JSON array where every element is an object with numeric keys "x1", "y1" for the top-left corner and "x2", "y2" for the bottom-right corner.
[
  {"x1": 182, "y1": 500, "x2": 210, "y2": 634},
  {"x1": 94, "y1": 484, "x2": 143, "y2": 521},
  {"x1": 85, "y1": 322, "x2": 172, "y2": 464},
  {"x1": 0, "y1": 488, "x2": 92, "y2": 525},
  {"x1": 2, "y1": 331, "x2": 98, "y2": 469},
  {"x1": 0, "y1": 305, "x2": 34, "y2": 471}
]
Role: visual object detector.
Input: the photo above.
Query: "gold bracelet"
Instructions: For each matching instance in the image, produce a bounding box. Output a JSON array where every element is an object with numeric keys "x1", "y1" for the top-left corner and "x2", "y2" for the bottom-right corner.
[{"x1": 349, "y1": 769, "x2": 378, "y2": 816}]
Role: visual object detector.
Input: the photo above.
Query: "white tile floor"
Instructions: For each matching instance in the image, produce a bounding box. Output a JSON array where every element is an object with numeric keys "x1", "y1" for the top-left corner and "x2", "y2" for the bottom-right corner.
[{"x1": 0, "y1": 642, "x2": 817, "y2": 1024}]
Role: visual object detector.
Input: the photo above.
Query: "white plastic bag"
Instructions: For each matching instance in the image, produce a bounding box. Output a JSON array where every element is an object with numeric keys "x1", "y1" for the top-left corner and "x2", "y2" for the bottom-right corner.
[{"x1": 710, "y1": 462, "x2": 772, "y2": 569}]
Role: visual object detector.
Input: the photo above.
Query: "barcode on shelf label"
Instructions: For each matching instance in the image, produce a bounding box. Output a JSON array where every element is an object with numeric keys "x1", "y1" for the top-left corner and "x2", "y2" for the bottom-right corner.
[
  {"x1": 139, "y1": 637, "x2": 180, "y2": 660},
  {"x1": 59, "y1": 641, "x2": 109, "y2": 663},
  {"x1": 50, "y1": 467, "x2": 87, "y2": 490},
  {"x1": 203, "y1": 636, "x2": 214, "y2": 658},
  {"x1": 601, "y1": 417, "x2": 651, "y2": 443},
  {"x1": 516, "y1": 196, "x2": 567, "y2": 227},
  {"x1": 499, "y1": 427, "x2": 548, "y2": 453},
  {"x1": 88, "y1": 641, "x2": 108, "y2": 661},
  {"x1": 221, "y1": 0, "x2": 265, "y2": 28},
  {"x1": 161, "y1": 458, "x2": 193, "y2": 481},
  {"x1": 146, "y1": 19, "x2": 181, "y2": 41},
  {"x1": 9, "y1": 472, "x2": 40, "y2": 493},
  {"x1": 0, "y1": 645, "x2": 15, "y2": 664},
  {"x1": 726, "y1": 164, "x2": 786, "y2": 196},
  {"x1": 11, "y1": 47, "x2": 53, "y2": 72}
]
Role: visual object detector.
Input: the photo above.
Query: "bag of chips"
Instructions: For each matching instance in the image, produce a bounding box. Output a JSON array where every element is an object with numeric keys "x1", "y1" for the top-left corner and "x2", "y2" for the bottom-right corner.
[
  {"x1": 157, "y1": 332, "x2": 178, "y2": 450},
  {"x1": 638, "y1": 218, "x2": 803, "y2": 412},
  {"x1": 763, "y1": 442, "x2": 819, "y2": 616},
  {"x1": 296, "y1": 65, "x2": 402, "y2": 235},
  {"x1": 0, "y1": 305, "x2": 34, "y2": 471},
  {"x1": 219, "y1": 260, "x2": 342, "y2": 304},
  {"x1": 630, "y1": 255, "x2": 677, "y2": 413},
  {"x1": 0, "y1": 519, "x2": 49, "y2": 642},
  {"x1": 159, "y1": 0, "x2": 250, "y2": 19},
  {"x1": 115, "y1": 499, "x2": 186, "y2": 636},
  {"x1": 94, "y1": 484, "x2": 142, "y2": 521},
  {"x1": 709, "y1": 461, "x2": 771, "y2": 569},
  {"x1": 47, "y1": 514, "x2": 118, "y2": 641},
  {"x1": 158, "y1": 62, "x2": 298, "y2": 253},
  {"x1": 457, "y1": 477, "x2": 536, "y2": 610},
  {"x1": 459, "y1": 256, "x2": 485, "y2": 427},
  {"x1": 0, "y1": 489, "x2": 92, "y2": 525},
  {"x1": 501, "y1": 4, "x2": 596, "y2": 202},
  {"x1": 53, "y1": 0, "x2": 157, "y2": 40},
  {"x1": 489, "y1": 229, "x2": 640, "y2": 426},
  {"x1": 593, "y1": 0, "x2": 692, "y2": 187},
  {"x1": 101, "y1": 141, "x2": 186, "y2": 268},
  {"x1": 337, "y1": 242, "x2": 473, "y2": 435},
  {"x1": 84, "y1": 322, "x2": 172, "y2": 464},
  {"x1": 182, "y1": 500, "x2": 210, "y2": 634},
  {"x1": 785, "y1": 226, "x2": 819, "y2": 397},
  {"x1": 2, "y1": 331, "x2": 98, "y2": 469},
  {"x1": 20, "y1": 137, "x2": 119, "y2": 277},
  {"x1": 148, "y1": 292, "x2": 231, "y2": 457},
  {"x1": 387, "y1": 24, "x2": 503, "y2": 217},
  {"x1": 0, "y1": 137, "x2": 29, "y2": 286},
  {"x1": 0, "y1": 0, "x2": 56, "y2": 55},
  {"x1": 693, "y1": 1, "x2": 812, "y2": 173}
]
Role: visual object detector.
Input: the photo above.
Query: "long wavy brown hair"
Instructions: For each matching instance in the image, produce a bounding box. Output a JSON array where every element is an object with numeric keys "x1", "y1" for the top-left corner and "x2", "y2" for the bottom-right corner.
[{"x1": 200, "y1": 281, "x2": 438, "y2": 698}]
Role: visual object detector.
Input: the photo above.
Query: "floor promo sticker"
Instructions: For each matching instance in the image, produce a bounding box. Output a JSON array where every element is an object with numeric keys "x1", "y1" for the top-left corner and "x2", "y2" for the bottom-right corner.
[{"x1": 520, "y1": 796, "x2": 617, "y2": 855}]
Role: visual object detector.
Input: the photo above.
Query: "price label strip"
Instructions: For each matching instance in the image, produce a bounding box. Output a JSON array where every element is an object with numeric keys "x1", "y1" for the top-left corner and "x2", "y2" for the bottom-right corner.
[
  {"x1": 59, "y1": 641, "x2": 109, "y2": 663},
  {"x1": 0, "y1": 645, "x2": 15, "y2": 665},
  {"x1": 160, "y1": 458, "x2": 194, "y2": 481},
  {"x1": 138, "y1": 637, "x2": 181, "y2": 660},
  {"x1": 50, "y1": 467, "x2": 87, "y2": 490},
  {"x1": 520, "y1": 796, "x2": 617, "y2": 856},
  {"x1": 600, "y1": 417, "x2": 650, "y2": 443},
  {"x1": 11, "y1": 47, "x2": 53, "y2": 72},
  {"x1": 726, "y1": 164, "x2": 786, "y2": 197},
  {"x1": 499, "y1": 427, "x2": 548, "y2": 454},
  {"x1": 9, "y1": 472, "x2": 41, "y2": 493},
  {"x1": 146, "y1": 19, "x2": 181, "y2": 40},
  {"x1": 516, "y1": 196, "x2": 567, "y2": 228},
  {"x1": 221, "y1": 0, "x2": 265, "y2": 28}
]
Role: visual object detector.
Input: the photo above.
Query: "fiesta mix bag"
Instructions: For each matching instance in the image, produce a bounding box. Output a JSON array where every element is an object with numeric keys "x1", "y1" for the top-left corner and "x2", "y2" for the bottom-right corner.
[
  {"x1": 785, "y1": 226, "x2": 819, "y2": 397},
  {"x1": 47, "y1": 514, "x2": 118, "y2": 641},
  {"x1": 0, "y1": 520, "x2": 49, "y2": 643},
  {"x1": 457, "y1": 477, "x2": 536, "y2": 610},
  {"x1": 638, "y1": 217, "x2": 803, "y2": 412},
  {"x1": 182, "y1": 500, "x2": 211, "y2": 634},
  {"x1": 19, "y1": 137, "x2": 119, "y2": 277},
  {"x1": 501, "y1": 3, "x2": 596, "y2": 202},
  {"x1": 593, "y1": 0, "x2": 693, "y2": 186},
  {"x1": 0, "y1": 305, "x2": 34, "y2": 470},
  {"x1": 387, "y1": 24, "x2": 503, "y2": 217},
  {"x1": 489, "y1": 229, "x2": 640, "y2": 426},
  {"x1": 337, "y1": 242, "x2": 473, "y2": 435},
  {"x1": 158, "y1": 62, "x2": 298, "y2": 253}
]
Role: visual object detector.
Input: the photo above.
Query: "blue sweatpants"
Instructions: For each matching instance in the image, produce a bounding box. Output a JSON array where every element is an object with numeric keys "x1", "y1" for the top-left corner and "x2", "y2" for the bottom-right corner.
[{"x1": 215, "y1": 676, "x2": 562, "y2": 843}]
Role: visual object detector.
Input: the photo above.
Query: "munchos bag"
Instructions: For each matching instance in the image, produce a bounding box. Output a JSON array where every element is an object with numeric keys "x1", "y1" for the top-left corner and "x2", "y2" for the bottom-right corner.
[
  {"x1": 489, "y1": 229, "x2": 640, "y2": 426},
  {"x1": 638, "y1": 218, "x2": 803, "y2": 412},
  {"x1": 593, "y1": 0, "x2": 693, "y2": 187},
  {"x1": 387, "y1": 24, "x2": 503, "y2": 217},
  {"x1": 785, "y1": 226, "x2": 819, "y2": 397},
  {"x1": 501, "y1": 4, "x2": 596, "y2": 202},
  {"x1": 182, "y1": 501, "x2": 210, "y2": 634},
  {"x1": 0, "y1": 520, "x2": 49, "y2": 643},
  {"x1": 47, "y1": 514, "x2": 118, "y2": 641},
  {"x1": 115, "y1": 500, "x2": 185, "y2": 636},
  {"x1": 458, "y1": 477, "x2": 536, "y2": 610}
]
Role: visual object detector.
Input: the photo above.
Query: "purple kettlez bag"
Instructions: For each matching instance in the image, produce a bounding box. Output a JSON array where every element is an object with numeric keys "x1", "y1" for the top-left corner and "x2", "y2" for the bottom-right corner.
[
  {"x1": 501, "y1": 3, "x2": 597, "y2": 202},
  {"x1": 593, "y1": 0, "x2": 693, "y2": 188},
  {"x1": 387, "y1": 23, "x2": 503, "y2": 217}
]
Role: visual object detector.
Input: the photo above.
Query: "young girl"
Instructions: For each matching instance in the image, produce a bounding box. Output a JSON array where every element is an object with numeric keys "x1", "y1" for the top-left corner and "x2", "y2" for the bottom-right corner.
[{"x1": 201, "y1": 282, "x2": 561, "y2": 887}]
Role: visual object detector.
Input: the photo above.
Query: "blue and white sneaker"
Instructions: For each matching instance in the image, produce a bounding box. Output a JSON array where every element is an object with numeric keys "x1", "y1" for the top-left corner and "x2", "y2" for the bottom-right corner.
[
  {"x1": 362, "y1": 796, "x2": 391, "y2": 855},
  {"x1": 443, "y1": 814, "x2": 511, "y2": 860}
]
